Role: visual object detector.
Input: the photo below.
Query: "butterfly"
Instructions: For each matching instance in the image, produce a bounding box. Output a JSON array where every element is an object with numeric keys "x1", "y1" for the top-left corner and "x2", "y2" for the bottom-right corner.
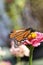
[{"x1": 9, "y1": 28, "x2": 35, "y2": 43}]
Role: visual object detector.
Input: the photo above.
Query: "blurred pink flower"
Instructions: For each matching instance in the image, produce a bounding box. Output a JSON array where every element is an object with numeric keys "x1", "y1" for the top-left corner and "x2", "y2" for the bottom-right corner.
[
  {"x1": 10, "y1": 44, "x2": 30, "y2": 57},
  {"x1": 22, "y1": 32, "x2": 43, "y2": 47},
  {"x1": 0, "y1": 61, "x2": 11, "y2": 65},
  {"x1": 10, "y1": 40, "x2": 30, "y2": 57}
]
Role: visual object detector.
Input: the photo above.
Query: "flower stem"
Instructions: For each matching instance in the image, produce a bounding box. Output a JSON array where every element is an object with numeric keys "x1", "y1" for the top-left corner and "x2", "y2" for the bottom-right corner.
[
  {"x1": 16, "y1": 57, "x2": 21, "y2": 65},
  {"x1": 29, "y1": 46, "x2": 34, "y2": 65},
  {"x1": 17, "y1": 57, "x2": 21, "y2": 62}
]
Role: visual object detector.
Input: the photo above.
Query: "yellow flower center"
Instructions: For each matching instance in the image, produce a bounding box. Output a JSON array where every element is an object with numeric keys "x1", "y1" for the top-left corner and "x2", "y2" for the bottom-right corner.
[
  {"x1": 31, "y1": 32, "x2": 37, "y2": 38},
  {"x1": 28, "y1": 32, "x2": 37, "y2": 40}
]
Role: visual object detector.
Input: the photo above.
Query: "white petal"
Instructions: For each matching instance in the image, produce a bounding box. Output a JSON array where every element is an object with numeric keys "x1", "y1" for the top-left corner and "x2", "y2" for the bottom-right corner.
[{"x1": 20, "y1": 45, "x2": 30, "y2": 56}]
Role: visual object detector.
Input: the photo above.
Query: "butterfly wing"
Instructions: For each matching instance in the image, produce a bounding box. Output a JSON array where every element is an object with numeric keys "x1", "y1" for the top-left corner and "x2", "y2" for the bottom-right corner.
[
  {"x1": 15, "y1": 31, "x2": 30, "y2": 42},
  {"x1": 10, "y1": 28, "x2": 35, "y2": 42}
]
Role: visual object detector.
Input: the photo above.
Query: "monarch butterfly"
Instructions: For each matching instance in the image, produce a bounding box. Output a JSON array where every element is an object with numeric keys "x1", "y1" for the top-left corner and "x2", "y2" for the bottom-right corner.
[{"x1": 9, "y1": 28, "x2": 35, "y2": 43}]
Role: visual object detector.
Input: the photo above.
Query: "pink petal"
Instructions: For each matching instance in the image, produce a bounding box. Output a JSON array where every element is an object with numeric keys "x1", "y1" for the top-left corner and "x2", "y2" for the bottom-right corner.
[
  {"x1": 31, "y1": 39, "x2": 41, "y2": 47},
  {"x1": 22, "y1": 40, "x2": 31, "y2": 45},
  {"x1": 36, "y1": 32, "x2": 43, "y2": 39},
  {"x1": 32, "y1": 43, "x2": 40, "y2": 47},
  {"x1": 36, "y1": 32, "x2": 43, "y2": 42}
]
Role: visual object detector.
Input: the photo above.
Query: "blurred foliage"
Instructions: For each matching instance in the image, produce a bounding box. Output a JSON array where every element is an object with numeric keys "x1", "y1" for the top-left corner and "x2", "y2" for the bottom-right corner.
[
  {"x1": 30, "y1": 0, "x2": 43, "y2": 19},
  {"x1": 5, "y1": 0, "x2": 43, "y2": 31},
  {"x1": 15, "y1": 0, "x2": 25, "y2": 8},
  {"x1": 30, "y1": 0, "x2": 43, "y2": 32},
  {"x1": 5, "y1": 0, "x2": 26, "y2": 30}
]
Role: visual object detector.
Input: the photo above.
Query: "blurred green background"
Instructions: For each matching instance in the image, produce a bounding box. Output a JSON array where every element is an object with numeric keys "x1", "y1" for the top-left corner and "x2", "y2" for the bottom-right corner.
[{"x1": 0, "y1": 0, "x2": 43, "y2": 65}]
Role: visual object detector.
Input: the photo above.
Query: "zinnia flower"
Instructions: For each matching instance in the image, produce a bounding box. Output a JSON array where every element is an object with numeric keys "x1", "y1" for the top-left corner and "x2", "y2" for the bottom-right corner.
[{"x1": 22, "y1": 32, "x2": 43, "y2": 47}]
